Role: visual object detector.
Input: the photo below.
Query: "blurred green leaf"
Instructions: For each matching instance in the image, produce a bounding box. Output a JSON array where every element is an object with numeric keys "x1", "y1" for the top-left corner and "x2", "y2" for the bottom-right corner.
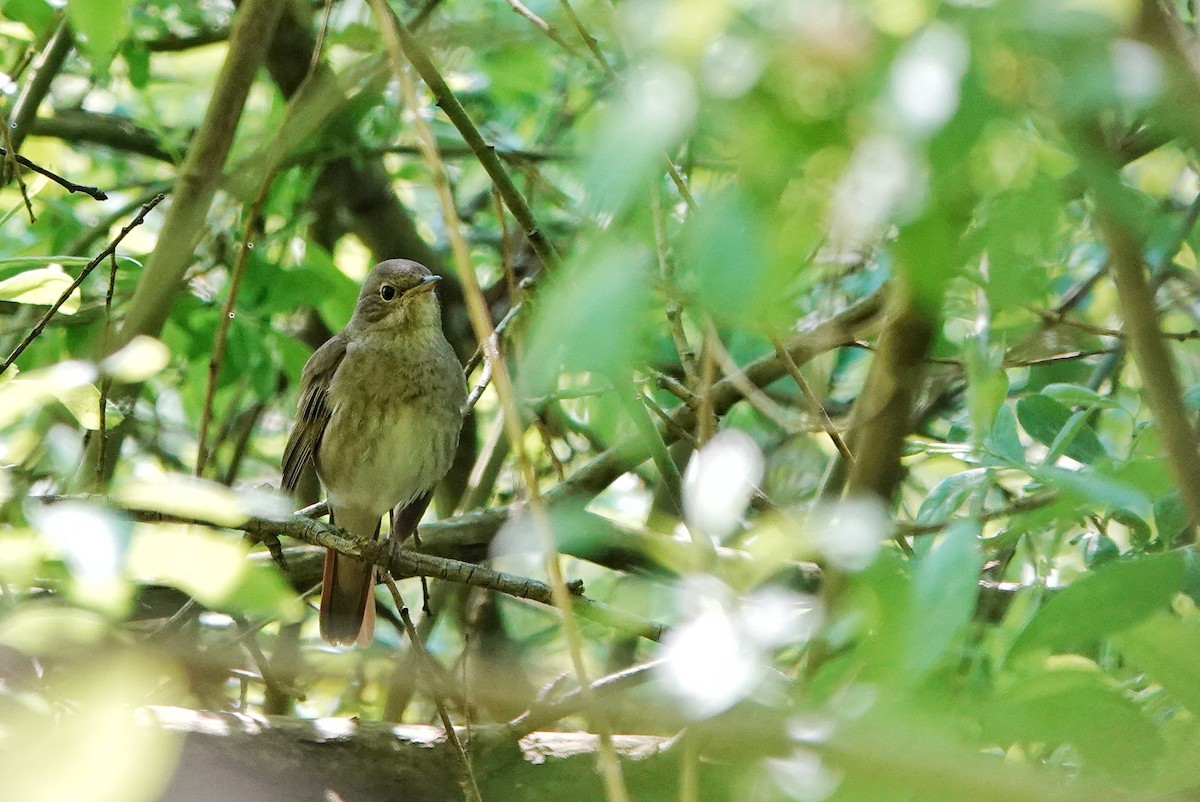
[
  {"x1": 114, "y1": 477, "x2": 248, "y2": 528},
  {"x1": 1117, "y1": 612, "x2": 1200, "y2": 716},
  {"x1": 0, "y1": 651, "x2": 182, "y2": 802},
  {"x1": 1, "y1": 0, "x2": 54, "y2": 36},
  {"x1": 1012, "y1": 551, "x2": 1185, "y2": 655},
  {"x1": 127, "y1": 525, "x2": 247, "y2": 607},
  {"x1": 983, "y1": 666, "x2": 1160, "y2": 782},
  {"x1": 677, "y1": 186, "x2": 772, "y2": 327},
  {"x1": 916, "y1": 468, "x2": 989, "y2": 526},
  {"x1": 0, "y1": 264, "x2": 80, "y2": 314},
  {"x1": 1016, "y1": 394, "x2": 1107, "y2": 464},
  {"x1": 906, "y1": 520, "x2": 983, "y2": 678},
  {"x1": 67, "y1": 0, "x2": 132, "y2": 66},
  {"x1": 519, "y1": 240, "x2": 653, "y2": 397}
]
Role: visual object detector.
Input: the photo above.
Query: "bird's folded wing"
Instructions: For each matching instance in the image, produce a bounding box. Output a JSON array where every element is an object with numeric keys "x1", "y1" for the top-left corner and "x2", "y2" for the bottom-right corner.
[{"x1": 281, "y1": 334, "x2": 347, "y2": 493}]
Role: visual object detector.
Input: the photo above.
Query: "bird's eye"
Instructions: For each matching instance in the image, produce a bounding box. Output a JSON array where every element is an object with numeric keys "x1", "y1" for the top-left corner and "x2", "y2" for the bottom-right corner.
[{"x1": 380, "y1": 284, "x2": 397, "y2": 301}]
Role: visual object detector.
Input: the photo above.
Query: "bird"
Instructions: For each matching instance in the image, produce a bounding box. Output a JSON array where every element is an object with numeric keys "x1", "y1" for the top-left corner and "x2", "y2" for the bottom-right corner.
[{"x1": 282, "y1": 259, "x2": 465, "y2": 645}]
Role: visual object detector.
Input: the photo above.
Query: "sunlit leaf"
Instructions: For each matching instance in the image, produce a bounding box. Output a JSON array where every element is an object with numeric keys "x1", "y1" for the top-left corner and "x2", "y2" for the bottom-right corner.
[
  {"x1": 0, "y1": 651, "x2": 182, "y2": 802},
  {"x1": 0, "y1": 360, "x2": 100, "y2": 429},
  {"x1": 66, "y1": 0, "x2": 132, "y2": 67},
  {"x1": 114, "y1": 477, "x2": 249, "y2": 528},
  {"x1": 127, "y1": 525, "x2": 247, "y2": 606},
  {"x1": 101, "y1": 335, "x2": 170, "y2": 382},
  {"x1": 1012, "y1": 551, "x2": 1185, "y2": 655},
  {"x1": 0, "y1": 264, "x2": 80, "y2": 314}
]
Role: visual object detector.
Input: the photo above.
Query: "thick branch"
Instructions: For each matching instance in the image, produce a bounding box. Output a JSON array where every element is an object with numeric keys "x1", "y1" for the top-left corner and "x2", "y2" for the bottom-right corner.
[
  {"x1": 1102, "y1": 217, "x2": 1200, "y2": 535},
  {"x1": 115, "y1": 0, "x2": 285, "y2": 349}
]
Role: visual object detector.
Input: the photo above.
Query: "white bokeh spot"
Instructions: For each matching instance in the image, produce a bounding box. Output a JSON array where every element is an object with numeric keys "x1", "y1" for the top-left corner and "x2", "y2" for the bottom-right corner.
[
  {"x1": 809, "y1": 497, "x2": 891, "y2": 572},
  {"x1": 683, "y1": 429, "x2": 764, "y2": 541}
]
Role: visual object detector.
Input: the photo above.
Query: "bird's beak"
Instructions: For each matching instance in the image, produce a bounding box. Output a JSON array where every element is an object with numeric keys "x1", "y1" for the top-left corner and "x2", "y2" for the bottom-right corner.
[{"x1": 415, "y1": 275, "x2": 442, "y2": 294}]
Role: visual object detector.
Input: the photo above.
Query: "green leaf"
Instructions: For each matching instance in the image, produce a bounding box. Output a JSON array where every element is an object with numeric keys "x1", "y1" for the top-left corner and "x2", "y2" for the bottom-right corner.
[
  {"x1": 915, "y1": 468, "x2": 988, "y2": 526},
  {"x1": 906, "y1": 520, "x2": 983, "y2": 677},
  {"x1": 983, "y1": 667, "x2": 1161, "y2": 782},
  {"x1": 984, "y1": 403, "x2": 1024, "y2": 465},
  {"x1": 1037, "y1": 466, "x2": 1149, "y2": 514},
  {"x1": 0, "y1": 265, "x2": 80, "y2": 314},
  {"x1": 1154, "y1": 492, "x2": 1187, "y2": 546},
  {"x1": 1012, "y1": 551, "x2": 1185, "y2": 655},
  {"x1": 66, "y1": 0, "x2": 132, "y2": 67},
  {"x1": 1117, "y1": 612, "x2": 1200, "y2": 716},
  {"x1": 2, "y1": 0, "x2": 55, "y2": 36},
  {"x1": 222, "y1": 563, "x2": 304, "y2": 621},
  {"x1": 518, "y1": 239, "x2": 653, "y2": 397},
  {"x1": 677, "y1": 187, "x2": 771, "y2": 327},
  {"x1": 1015, "y1": 394, "x2": 1107, "y2": 464},
  {"x1": 1041, "y1": 382, "x2": 1117, "y2": 409}
]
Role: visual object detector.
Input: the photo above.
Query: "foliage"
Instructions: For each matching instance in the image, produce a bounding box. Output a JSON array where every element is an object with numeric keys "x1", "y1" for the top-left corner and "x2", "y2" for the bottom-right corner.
[{"x1": 2, "y1": 0, "x2": 1200, "y2": 800}]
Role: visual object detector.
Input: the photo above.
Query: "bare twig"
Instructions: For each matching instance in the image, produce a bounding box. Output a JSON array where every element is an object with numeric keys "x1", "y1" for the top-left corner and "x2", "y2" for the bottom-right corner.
[
  {"x1": 381, "y1": 573, "x2": 483, "y2": 802},
  {"x1": 0, "y1": 194, "x2": 165, "y2": 377},
  {"x1": 375, "y1": 4, "x2": 560, "y2": 272},
  {"x1": 0, "y1": 146, "x2": 108, "y2": 200},
  {"x1": 463, "y1": 300, "x2": 522, "y2": 375},
  {"x1": 95, "y1": 252, "x2": 121, "y2": 485},
  {"x1": 502, "y1": 0, "x2": 586, "y2": 58},
  {"x1": 771, "y1": 336, "x2": 854, "y2": 464}
]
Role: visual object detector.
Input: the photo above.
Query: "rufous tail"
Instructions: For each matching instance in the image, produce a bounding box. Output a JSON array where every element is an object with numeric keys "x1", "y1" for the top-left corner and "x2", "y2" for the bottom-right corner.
[{"x1": 319, "y1": 507, "x2": 379, "y2": 645}]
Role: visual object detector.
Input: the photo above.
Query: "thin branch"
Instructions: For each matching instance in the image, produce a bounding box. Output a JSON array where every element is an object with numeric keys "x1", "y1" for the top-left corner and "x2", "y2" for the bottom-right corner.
[
  {"x1": 197, "y1": 12, "x2": 331, "y2": 477},
  {"x1": 508, "y1": 659, "x2": 662, "y2": 737},
  {"x1": 555, "y1": 0, "x2": 697, "y2": 210},
  {"x1": 95, "y1": 252, "x2": 121, "y2": 486},
  {"x1": 0, "y1": 194, "x2": 165, "y2": 377},
  {"x1": 114, "y1": 503, "x2": 670, "y2": 642},
  {"x1": 502, "y1": 0, "x2": 587, "y2": 58},
  {"x1": 770, "y1": 336, "x2": 854, "y2": 464},
  {"x1": 381, "y1": 573, "x2": 483, "y2": 802},
  {"x1": 0, "y1": 146, "x2": 108, "y2": 200},
  {"x1": 463, "y1": 299, "x2": 522, "y2": 375},
  {"x1": 377, "y1": 4, "x2": 562, "y2": 272}
]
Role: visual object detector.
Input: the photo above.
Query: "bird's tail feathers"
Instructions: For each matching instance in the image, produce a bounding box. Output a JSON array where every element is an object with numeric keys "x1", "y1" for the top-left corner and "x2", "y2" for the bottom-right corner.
[{"x1": 320, "y1": 506, "x2": 380, "y2": 646}]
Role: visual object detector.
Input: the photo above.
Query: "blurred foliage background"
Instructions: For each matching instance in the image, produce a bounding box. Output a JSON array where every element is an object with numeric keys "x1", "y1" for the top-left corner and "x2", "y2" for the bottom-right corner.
[{"x1": 4, "y1": 0, "x2": 1200, "y2": 800}]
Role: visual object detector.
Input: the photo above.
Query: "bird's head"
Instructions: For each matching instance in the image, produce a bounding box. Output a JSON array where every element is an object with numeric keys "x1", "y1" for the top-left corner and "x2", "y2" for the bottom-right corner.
[{"x1": 350, "y1": 259, "x2": 443, "y2": 332}]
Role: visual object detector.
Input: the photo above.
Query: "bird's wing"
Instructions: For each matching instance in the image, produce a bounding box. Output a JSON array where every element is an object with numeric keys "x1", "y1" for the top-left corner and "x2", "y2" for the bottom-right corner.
[{"x1": 281, "y1": 334, "x2": 347, "y2": 493}]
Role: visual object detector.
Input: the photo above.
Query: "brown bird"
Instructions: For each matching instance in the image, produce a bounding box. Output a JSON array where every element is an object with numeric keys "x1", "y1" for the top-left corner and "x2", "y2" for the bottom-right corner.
[{"x1": 282, "y1": 259, "x2": 465, "y2": 645}]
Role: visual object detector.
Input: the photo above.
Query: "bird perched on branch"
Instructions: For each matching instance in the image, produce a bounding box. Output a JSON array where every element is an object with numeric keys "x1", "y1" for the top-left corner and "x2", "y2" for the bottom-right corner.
[{"x1": 282, "y1": 259, "x2": 465, "y2": 645}]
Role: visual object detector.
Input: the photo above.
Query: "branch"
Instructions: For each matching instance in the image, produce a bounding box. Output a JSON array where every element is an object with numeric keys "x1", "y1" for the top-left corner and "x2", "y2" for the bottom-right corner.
[
  {"x1": 114, "y1": 0, "x2": 286, "y2": 351},
  {"x1": 0, "y1": 194, "x2": 165, "y2": 376},
  {"x1": 383, "y1": 7, "x2": 562, "y2": 272},
  {"x1": 8, "y1": 18, "x2": 72, "y2": 151},
  {"x1": 1101, "y1": 216, "x2": 1200, "y2": 536},
  {"x1": 0, "y1": 146, "x2": 108, "y2": 200},
  {"x1": 30, "y1": 111, "x2": 179, "y2": 164},
  {"x1": 121, "y1": 506, "x2": 669, "y2": 643}
]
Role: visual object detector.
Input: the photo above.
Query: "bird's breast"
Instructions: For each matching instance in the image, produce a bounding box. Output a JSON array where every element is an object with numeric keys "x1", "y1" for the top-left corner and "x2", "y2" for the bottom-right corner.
[{"x1": 315, "y1": 348, "x2": 460, "y2": 513}]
